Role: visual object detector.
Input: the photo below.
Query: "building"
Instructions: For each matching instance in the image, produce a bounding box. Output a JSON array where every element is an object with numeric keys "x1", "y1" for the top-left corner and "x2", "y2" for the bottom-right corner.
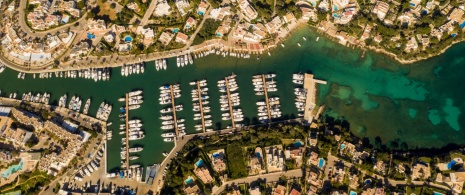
[
  {"x1": 193, "y1": 159, "x2": 214, "y2": 183},
  {"x1": 175, "y1": 0, "x2": 190, "y2": 16},
  {"x1": 210, "y1": 149, "x2": 226, "y2": 173},
  {"x1": 210, "y1": 7, "x2": 231, "y2": 21},
  {"x1": 412, "y1": 162, "x2": 431, "y2": 180},
  {"x1": 197, "y1": 0, "x2": 209, "y2": 15},
  {"x1": 285, "y1": 147, "x2": 304, "y2": 160},
  {"x1": 158, "y1": 31, "x2": 174, "y2": 45},
  {"x1": 155, "y1": 1, "x2": 171, "y2": 16},
  {"x1": 372, "y1": 1, "x2": 389, "y2": 20},
  {"x1": 289, "y1": 188, "x2": 301, "y2": 195},
  {"x1": 19, "y1": 152, "x2": 41, "y2": 172},
  {"x1": 0, "y1": 126, "x2": 33, "y2": 147},
  {"x1": 448, "y1": 8, "x2": 464, "y2": 23},
  {"x1": 265, "y1": 16, "x2": 283, "y2": 34},
  {"x1": 273, "y1": 185, "x2": 286, "y2": 195},
  {"x1": 184, "y1": 176, "x2": 201, "y2": 195},
  {"x1": 283, "y1": 12, "x2": 297, "y2": 24},
  {"x1": 249, "y1": 147, "x2": 263, "y2": 175},
  {"x1": 405, "y1": 37, "x2": 418, "y2": 52},
  {"x1": 69, "y1": 41, "x2": 90, "y2": 58},
  {"x1": 10, "y1": 108, "x2": 43, "y2": 131},
  {"x1": 301, "y1": 8, "x2": 318, "y2": 22},
  {"x1": 249, "y1": 186, "x2": 261, "y2": 195},
  {"x1": 266, "y1": 146, "x2": 284, "y2": 172},
  {"x1": 184, "y1": 17, "x2": 198, "y2": 31},
  {"x1": 175, "y1": 32, "x2": 189, "y2": 44},
  {"x1": 237, "y1": 0, "x2": 258, "y2": 21}
]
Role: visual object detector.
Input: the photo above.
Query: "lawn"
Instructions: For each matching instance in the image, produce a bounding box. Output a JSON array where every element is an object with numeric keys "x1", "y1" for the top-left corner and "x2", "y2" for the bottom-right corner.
[{"x1": 97, "y1": 0, "x2": 118, "y2": 21}]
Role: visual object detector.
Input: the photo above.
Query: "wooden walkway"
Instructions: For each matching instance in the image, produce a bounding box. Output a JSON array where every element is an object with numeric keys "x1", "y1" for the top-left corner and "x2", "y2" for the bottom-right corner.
[
  {"x1": 196, "y1": 82, "x2": 206, "y2": 133},
  {"x1": 169, "y1": 86, "x2": 179, "y2": 137},
  {"x1": 261, "y1": 75, "x2": 272, "y2": 123},
  {"x1": 125, "y1": 93, "x2": 129, "y2": 172},
  {"x1": 224, "y1": 77, "x2": 236, "y2": 128}
]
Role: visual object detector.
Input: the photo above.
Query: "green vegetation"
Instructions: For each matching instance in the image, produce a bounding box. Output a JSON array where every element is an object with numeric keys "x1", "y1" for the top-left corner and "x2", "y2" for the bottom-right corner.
[
  {"x1": 193, "y1": 19, "x2": 222, "y2": 45},
  {"x1": 226, "y1": 143, "x2": 247, "y2": 179}
]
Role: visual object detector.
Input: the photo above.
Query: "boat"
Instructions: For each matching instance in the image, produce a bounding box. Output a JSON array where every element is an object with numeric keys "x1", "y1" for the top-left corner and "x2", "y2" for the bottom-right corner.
[
  {"x1": 129, "y1": 90, "x2": 142, "y2": 96},
  {"x1": 316, "y1": 37, "x2": 320, "y2": 41},
  {"x1": 161, "y1": 132, "x2": 176, "y2": 138},
  {"x1": 129, "y1": 147, "x2": 143, "y2": 153},
  {"x1": 129, "y1": 156, "x2": 139, "y2": 160},
  {"x1": 303, "y1": 37, "x2": 306, "y2": 41},
  {"x1": 162, "y1": 152, "x2": 168, "y2": 157},
  {"x1": 118, "y1": 98, "x2": 125, "y2": 102},
  {"x1": 164, "y1": 138, "x2": 174, "y2": 142},
  {"x1": 161, "y1": 125, "x2": 174, "y2": 130},
  {"x1": 83, "y1": 99, "x2": 91, "y2": 114},
  {"x1": 281, "y1": 43, "x2": 285, "y2": 48},
  {"x1": 297, "y1": 43, "x2": 301, "y2": 47}
]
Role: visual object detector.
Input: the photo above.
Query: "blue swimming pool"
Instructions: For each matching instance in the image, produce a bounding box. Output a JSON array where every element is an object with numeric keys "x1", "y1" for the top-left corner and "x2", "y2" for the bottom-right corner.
[
  {"x1": 334, "y1": 5, "x2": 338, "y2": 11},
  {"x1": 124, "y1": 36, "x2": 133, "y2": 43},
  {"x1": 212, "y1": 153, "x2": 220, "y2": 158},
  {"x1": 350, "y1": 191, "x2": 357, "y2": 195},
  {"x1": 294, "y1": 141, "x2": 304, "y2": 147},
  {"x1": 447, "y1": 160, "x2": 457, "y2": 169},
  {"x1": 333, "y1": 14, "x2": 339, "y2": 18},
  {"x1": 340, "y1": 143, "x2": 346, "y2": 149},
  {"x1": 185, "y1": 177, "x2": 194, "y2": 184},
  {"x1": 410, "y1": 2, "x2": 415, "y2": 6},
  {"x1": 174, "y1": 28, "x2": 179, "y2": 33},
  {"x1": 198, "y1": 11, "x2": 204, "y2": 15},
  {"x1": 365, "y1": 179, "x2": 371, "y2": 185},
  {"x1": 87, "y1": 32, "x2": 96, "y2": 39},
  {"x1": 433, "y1": 192, "x2": 444, "y2": 195},
  {"x1": 1, "y1": 160, "x2": 23, "y2": 178},
  {"x1": 318, "y1": 158, "x2": 325, "y2": 168},
  {"x1": 195, "y1": 159, "x2": 203, "y2": 167},
  {"x1": 460, "y1": 21, "x2": 465, "y2": 29},
  {"x1": 451, "y1": 33, "x2": 457, "y2": 38}
]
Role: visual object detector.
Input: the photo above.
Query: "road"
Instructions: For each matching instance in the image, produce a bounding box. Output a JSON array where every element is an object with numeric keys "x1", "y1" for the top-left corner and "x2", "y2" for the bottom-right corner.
[
  {"x1": 140, "y1": 0, "x2": 158, "y2": 25},
  {"x1": 212, "y1": 169, "x2": 303, "y2": 195}
]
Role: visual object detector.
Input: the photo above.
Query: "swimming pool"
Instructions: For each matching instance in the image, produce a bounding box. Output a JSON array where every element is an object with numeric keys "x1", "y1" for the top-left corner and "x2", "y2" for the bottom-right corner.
[
  {"x1": 460, "y1": 21, "x2": 465, "y2": 29},
  {"x1": 185, "y1": 177, "x2": 194, "y2": 184},
  {"x1": 87, "y1": 33, "x2": 96, "y2": 39},
  {"x1": 433, "y1": 192, "x2": 444, "y2": 195},
  {"x1": 340, "y1": 143, "x2": 346, "y2": 149},
  {"x1": 174, "y1": 28, "x2": 179, "y2": 33},
  {"x1": 195, "y1": 159, "x2": 203, "y2": 167},
  {"x1": 294, "y1": 141, "x2": 304, "y2": 147},
  {"x1": 1, "y1": 160, "x2": 23, "y2": 178},
  {"x1": 350, "y1": 191, "x2": 357, "y2": 195},
  {"x1": 318, "y1": 158, "x2": 325, "y2": 168},
  {"x1": 334, "y1": 5, "x2": 338, "y2": 11},
  {"x1": 124, "y1": 36, "x2": 133, "y2": 43},
  {"x1": 447, "y1": 160, "x2": 457, "y2": 169}
]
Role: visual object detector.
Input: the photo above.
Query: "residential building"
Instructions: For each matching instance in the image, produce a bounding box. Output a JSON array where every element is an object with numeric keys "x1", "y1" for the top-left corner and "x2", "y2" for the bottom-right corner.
[
  {"x1": 273, "y1": 184, "x2": 286, "y2": 195},
  {"x1": 197, "y1": 0, "x2": 209, "y2": 15},
  {"x1": 237, "y1": 0, "x2": 258, "y2": 21},
  {"x1": 175, "y1": 32, "x2": 189, "y2": 44},
  {"x1": 307, "y1": 169, "x2": 322, "y2": 187},
  {"x1": 249, "y1": 186, "x2": 261, "y2": 195},
  {"x1": 158, "y1": 31, "x2": 174, "y2": 45},
  {"x1": 372, "y1": 1, "x2": 389, "y2": 20},
  {"x1": 283, "y1": 12, "x2": 297, "y2": 24},
  {"x1": 289, "y1": 188, "x2": 301, "y2": 195},
  {"x1": 266, "y1": 145, "x2": 284, "y2": 172},
  {"x1": 19, "y1": 152, "x2": 41, "y2": 172},
  {"x1": 448, "y1": 7, "x2": 464, "y2": 23},
  {"x1": 412, "y1": 162, "x2": 431, "y2": 180},
  {"x1": 210, "y1": 149, "x2": 226, "y2": 173},
  {"x1": 210, "y1": 7, "x2": 231, "y2": 21},
  {"x1": 10, "y1": 108, "x2": 43, "y2": 131},
  {"x1": 265, "y1": 16, "x2": 283, "y2": 34},
  {"x1": 301, "y1": 8, "x2": 318, "y2": 22},
  {"x1": 193, "y1": 159, "x2": 214, "y2": 183},
  {"x1": 248, "y1": 147, "x2": 263, "y2": 175},
  {"x1": 184, "y1": 17, "x2": 198, "y2": 31},
  {"x1": 184, "y1": 176, "x2": 201, "y2": 195},
  {"x1": 176, "y1": 0, "x2": 190, "y2": 16},
  {"x1": 374, "y1": 160, "x2": 386, "y2": 174},
  {"x1": 0, "y1": 126, "x2": 33, "y2": 147},
  {"x1": 405, "y1": 37, "x2": 418, "y2": 52},
  {"x1": 155, "y1": 1, "x2": 171, "y2": 16},
  {"x1": 69, "y1": 41, "x2": 90, "y2": 58}
]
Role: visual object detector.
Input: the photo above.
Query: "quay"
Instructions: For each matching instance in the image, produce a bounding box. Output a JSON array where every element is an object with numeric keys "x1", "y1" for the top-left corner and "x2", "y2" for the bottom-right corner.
[
  {"x1": 125, "y1": 93, "x2": 129, "y2": 173},
  {"x1": 303, "y1": 73, "x2": 327, "y2": 122},
  {"x1": 261, "y1": 75, "x2": 272, "y2": 123},
  {"x1": 169, "y1": 85, "x2": 179, "y2": 137},
  {"x1": 224, "y1": 77, "x2": 235, "y2": 128},
  {"x1": 196, "y1": 82, "x2": 206, "y2": 133}
]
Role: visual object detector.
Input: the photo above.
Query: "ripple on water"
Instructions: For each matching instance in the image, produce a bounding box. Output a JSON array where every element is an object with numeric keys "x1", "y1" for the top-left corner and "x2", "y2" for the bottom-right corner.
[{"x1": 443, "y1": 98, "x2": 461, "y2": 131}]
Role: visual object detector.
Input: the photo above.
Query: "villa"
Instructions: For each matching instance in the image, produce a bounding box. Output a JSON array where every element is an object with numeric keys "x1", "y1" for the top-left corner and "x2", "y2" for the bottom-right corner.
[
  {"x1": 175, "y1": 32, "x2": 189, "y2": 44},
  {"x1": 69, "y1": 41, "x2": 91, "y2": 58},
  {"x1": 210, "y1": 7, "x2": 231, "y2": 21},
  {"x1": 184, "y1": 176, "x2": 201, "y2": 195},
  {"x1": 405, "y1": 37, "x2": 419, "y2": 52},
  {"x1": 266, "y1": 145, "x2": 284, "y2": 172},
  {"x1": 273, "y1": 184, "x2": 286, "y2": 195},
  {"x1": 127, "y1": 2, "x2": 140, "y2": 12},
  {"x1": 210, "y1": 149, "x2": 227, "y2": 173},
  {"x1": 248, "y1": 147, "x2": 264, "y2": 175},
  {"x1": 184, "y1": 17, "x2": 198, "y2": 31},
  {"x1": 193, "y1": 159, "x2": 214, "y2": 183},
  {"x1": 158, "y1": 32, "x2": 175, "y2": 45},
  {"x1": 412, "y1": 162, "x2": 431, "y2": 180},
  {"x1": 307, "y1": 169, "x2": 322, "y2": 187},
  {"x1": 197, "y1": 0, "x2": 209, "y2": 15},
  {"x1": 87, "y1": 19, "x2": 107, "y2": 35},
  {"x1": 175, "y1": 0, "x2": 190, "y2": 16},
  {"x1": 103, "y1": 33, "x2": 115, "y2": 43},
  {"x1": 265, "y1": 16, "x2": 283, "y2": 34},
  {"x1": 374, "y1": 160, "x2": 386, "y2": 174},
  {"x1": 57, "y1": 1, "x2": 81, "y2": 18},
  {"x1": 285, "y1": 146, "x2": 305, "y2": 166},
  {"x1": 283, "y1": 12, "x2": 297, "y2": 24},
  {"x1": 154, "y1": 1, "x2": 171, "y2": 16},
  {"x1": 301, "y1": 8, "x2": 318, "y2": 22},
  {"x1": 249, "y1": 186, "x2": 261, "y2": 195},
  {"x1": 307, "y1": 151, "x2": 319, "y2": 167},
  {"x1": 372, "y1": 1, "x2": 389, "y2": 20},
  {"x1": 0, "y1": 126, "x2": 33, "y2": 147},
  {"x1": 437, "y1": 158, "x2": 463, "y2": 171},
  {"x1": 237, "y1": 0, "x2": 258, "y2": 21}
]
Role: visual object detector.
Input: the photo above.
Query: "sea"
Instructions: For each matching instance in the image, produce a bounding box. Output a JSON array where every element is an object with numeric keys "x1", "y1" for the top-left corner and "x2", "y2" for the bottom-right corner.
[{"x1": 0, "y1": 25, "x2": 464, "y2": 171}]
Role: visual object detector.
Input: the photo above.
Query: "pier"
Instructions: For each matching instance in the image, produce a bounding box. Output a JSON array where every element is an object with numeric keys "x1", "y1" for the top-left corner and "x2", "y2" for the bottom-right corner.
[
  {"x1": 125, "y1": 93, "x2": 130, "y2": 173},
  {"x1": 303, "y1": 74, "x2": 326, "y2": 122},
  {"x1": 169, "y1": 85, "x2": 179, "y2": 137},
  {"x1": 196, "y1": 82, "x2": 206, "y2": 133},
  {"x1": 261, "y1": 75, "x2": 272, "y2": 123},
  {"x1": 224, "y1": 77, "x2": 235, "y2": 128}
]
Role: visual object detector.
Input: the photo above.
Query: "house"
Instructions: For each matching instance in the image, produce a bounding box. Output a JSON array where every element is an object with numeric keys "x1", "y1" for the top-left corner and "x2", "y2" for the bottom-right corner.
[
  {"x1": 197, "y1": 0, "x2": 209, "y2": 15},
  {"x1": 301, "y1": 8, "x2": 318, "y2": 22},
  {"x1": 184, "y1": 176, "x2": 201, "y2": 195},
  {"x1": 249, "y1": 147, "x2": 263, "y2": 175},
  {"x1": 373, "y1": 35, "x2": 383, "y2": 43},
  {"x1": 273, "y1": 185, "x2": 286, "y2": 195},
  {"x1": 289, "y1": 188, "x2": 301, "y2": 195},
  {"x1": 175, "y1": 0, "x2": 190, "y2": 16},
  {"x1": 193, "y1": 159, "x2": 214, "y2": 183},
  {"x1": 127, "y1": 2, "x2": 140, "y2": 12},
  {"x1": 210, "y1": 7, "x2": 232, "y2": 21},
  {"x1": 266, "y1": 146, "x2": 284, "y2": 172},
  {"x1": 19, "y1": 152, "x2": 41, "y2": 172},
  {"x1": 155, "y1": 1, "x2": 171, "y2": 16},
  {"x1": 0, "y1": 126, "x2": 33, "y2": 146},
  {"x1": 283, "y1": 12, "x2": 297, "y2": 24},
  {"x1": 448, "y1": 7, "x2": 464, "y2": 23},
  {"x1": 158, "y1": 31, "x2": 174, "y2": 45},
  {"x1": 285, "y1": 147, "x2": 304, "y2": 160},
  {"x1": 412, "y1": 162, "x2": 431, "y2": 180},
  {"x1": 265, "y1": 16, "x2": 283, "y2": 34},
  {"x1": 307, "y1": 151, "x2": 319, "y2": 166},
  {"x1": 210, "y1": 149, "x2": 226, "y2": 173},
  {"x1": 372, "y1": 1, "x2": 389, "y2": 20},
  {"x1": 249, "y1": 186, "x2": 261, "y2": 195},
  {"x1": 184, "y1": 17, "x2": 198, "y2": 31},
  {"x1": 175, "y1": 32, "x2": 189, "y2": 44},
  {"x1": 307, "y1": 169, "x2": 322, "y2": 187},
  {"x1": 103, "y1": 33, "x2": 115, "y2": 43},
  {"x1": 374, "y1": 160, "x2": 386, "y2": 174},
  {"x1": 69, "y1": 41, "x2": 90, "y2": 58},
  {"x1": 237, "y1": 0, "x2": 258, "y2": 21},
  {"x1": 405, "y1": 37, "x2": 418, "y2": 52}
]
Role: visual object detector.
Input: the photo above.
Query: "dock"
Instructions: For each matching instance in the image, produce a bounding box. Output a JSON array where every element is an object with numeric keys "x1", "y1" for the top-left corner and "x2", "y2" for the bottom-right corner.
[
  {"x1": 125, "y1": 93, "x2": 130, "y2": 173},
  {"x1": 303, "y1": 74, "x2": 326, "y2": 122},
  {"x1": 261, "y1": 75, "x2": 272, "y2": 123},
  {"x1": 224, "y1": 77, "x2": 235, "y2": 128},
  {"x1": 196, "y1": 82, "x2": 206, "y2": 133},
  {"x1": 169, "y1": 85, "x2": 179, "y2": 137}
]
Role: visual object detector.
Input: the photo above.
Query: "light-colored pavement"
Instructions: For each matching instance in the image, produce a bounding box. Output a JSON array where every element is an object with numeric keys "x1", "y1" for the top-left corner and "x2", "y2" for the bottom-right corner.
[{"x1": 140, "y1": 0, "x2": 158, "y2": 25}]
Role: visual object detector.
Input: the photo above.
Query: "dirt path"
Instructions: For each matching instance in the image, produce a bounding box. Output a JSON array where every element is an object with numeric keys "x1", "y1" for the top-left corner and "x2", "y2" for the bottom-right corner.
[{"x1": 1, "y1": 175, "x2": 46, "y2": 192}]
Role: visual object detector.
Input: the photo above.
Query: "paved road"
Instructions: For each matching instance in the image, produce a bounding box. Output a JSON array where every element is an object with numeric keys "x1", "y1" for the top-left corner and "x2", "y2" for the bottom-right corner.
[
  {"x1": 140, "y1": 0, "x2": 158, "y2": 25},
  {"x1": 212, "y1": 169, "x2": 303, "y2": 195}
]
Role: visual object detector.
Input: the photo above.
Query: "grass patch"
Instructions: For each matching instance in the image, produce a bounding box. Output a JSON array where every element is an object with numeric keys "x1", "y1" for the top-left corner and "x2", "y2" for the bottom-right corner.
[
  {"x1": 97, "y1": 0, "x2": 117, "y2": 20},
  {"x1": 226, "y1": 143, "x2": 247, "y2": 179}
]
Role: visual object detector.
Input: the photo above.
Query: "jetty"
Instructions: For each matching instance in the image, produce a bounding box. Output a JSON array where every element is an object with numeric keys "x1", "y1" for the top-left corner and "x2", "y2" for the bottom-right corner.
[
  {"x1": 196, "y1": 82, "x2": 206, "y2": 133},
  {"x1": 125, "y1": 93, "x2": 130, "y2": 173},
  {"x1": 169, "y1": 85, "x2": 179, "y2": 137},
  {"x1": 224, "y1": 77, "x2": 235, "y2": 128},
  {"x1": 261, "y1": 74, "x2": 272, "y2": 123},
  {"x1": 303, "y1": 73, "x2": 327, "y2": 122}
]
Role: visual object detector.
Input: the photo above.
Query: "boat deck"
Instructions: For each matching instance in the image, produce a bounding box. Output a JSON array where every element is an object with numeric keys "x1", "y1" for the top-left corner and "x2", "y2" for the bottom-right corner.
[
  {"x1": 169, "y1": 86, "x2": 179, "y2": 137},
  {"x1": 224, "y1": 77, "x2": 236, "y2": 128},
  {"x1": 196, "y1": 82, "x2": 206, "y2": 133},
  {"x1": 262, "y1": 75, "x2": 272, "y2": 123}
]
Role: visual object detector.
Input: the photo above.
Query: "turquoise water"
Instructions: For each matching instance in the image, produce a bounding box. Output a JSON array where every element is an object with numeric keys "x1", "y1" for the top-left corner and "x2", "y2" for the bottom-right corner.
[
  {"x1": 195, "y1": 159, "x2": 203, "y2": 167},
  {"x1": 0, "y1": 26, "x2": 465, "y2": 170},
  {"x1": 1, "y1": 160, "x2": 23, "y2": 178},
  {"x1": 185, "y1": 177, "x2": 194, "y2": 184},
  {"x1": 318, "y1": 158, "x2": 325, "y2": 168}
]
